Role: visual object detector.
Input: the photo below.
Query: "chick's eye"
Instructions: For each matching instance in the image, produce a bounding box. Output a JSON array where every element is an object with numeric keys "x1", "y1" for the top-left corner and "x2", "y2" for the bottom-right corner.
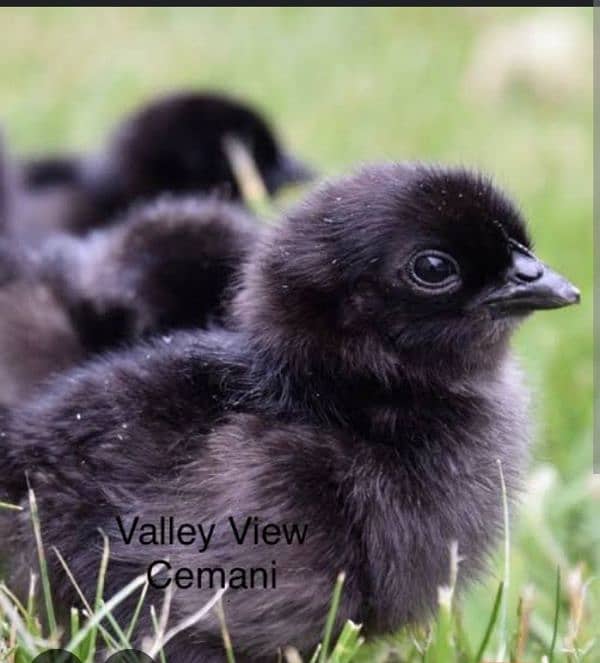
[{"x1": 409, "y1": 251, "x2": 460, "y2": 289}]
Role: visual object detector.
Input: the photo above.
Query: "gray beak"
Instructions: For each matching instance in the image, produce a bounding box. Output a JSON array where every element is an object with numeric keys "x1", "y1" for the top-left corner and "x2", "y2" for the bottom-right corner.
[
  {"x1": 265, "y1": 153, "x2": 316, "y2": 193},
  {"x1": 476, "y1": 246, "x2": 580, "y2": 313}
]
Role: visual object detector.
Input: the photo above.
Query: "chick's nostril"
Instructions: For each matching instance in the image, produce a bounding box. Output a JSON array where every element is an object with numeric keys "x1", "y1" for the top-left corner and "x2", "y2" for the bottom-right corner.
[{"x1": 512, "y1": 252, "x2": 543, "y2": 282}]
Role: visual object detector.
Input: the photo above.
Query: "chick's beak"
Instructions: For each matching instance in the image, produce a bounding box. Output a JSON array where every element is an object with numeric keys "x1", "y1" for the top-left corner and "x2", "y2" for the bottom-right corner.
[
  {"x1": 265, "y1": 153, "x2": 316, "y2": 193},
  {"x1": 476, "y1": 248, "x2": 580, "y2": 313}
]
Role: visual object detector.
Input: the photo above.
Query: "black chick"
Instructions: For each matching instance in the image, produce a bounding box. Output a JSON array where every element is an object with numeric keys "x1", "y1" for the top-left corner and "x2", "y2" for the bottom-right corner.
[
  {"x1": 0, "y1": 164, "x2": 579, "y2": 662},
  {"x1": 0, "y1": 239, "x2": 84, "y2": 408},
  {"x1": 11, "y1": 91, "x2": 313, "y2": 244},
  {"x1": 0, "y1": 196, "x2": 258, "y2": 406},
  {"x1": 42, "y1": 195, "x2": 259, "y2": 351}
]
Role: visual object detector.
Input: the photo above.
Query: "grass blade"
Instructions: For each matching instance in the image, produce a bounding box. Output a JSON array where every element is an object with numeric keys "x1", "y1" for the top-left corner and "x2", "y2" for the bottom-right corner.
[
  {"x1": 53, "y1": 546, "x2": 120, "y2": 652},
  {"x1": 65, "y1": 567, "x2": 153, "y2": 654},
  {"x1": 26, "y1": 573, "x2": 39, "y2": 637},
  {"x1": 308, "y1": 643, "x2": 322, "y2": 663},
  {"x1": 150, "y1": 605, "x2": 167, "y2": 663},
  {"x1": 453, "y1": 606, "x2": 473, "y2": 661},
  {"x1": 319, "y1": 572, "x2": 346, "y2": 663},
  {"x1": 28, "y1": 487, "x2": 57, "y2": 637},
  {"x1": 80, "y1": 530, "x2": 111, "y2": 661},
  {"x1": 223, "y1": 135, "x2": 269, "y2": 217},
  {"x1": 0, "y1": 587, "x2": 43, "y2": 655},
  {"x1": 216, "y1": 599, "x2": 236, "y2": 663},
  {"x1": 70, "y1": 607, "x2": 79, "y2": 641},
  {"x1": 100, "y1": 598, "x2": 134, "y2": 651},
  {"x1": 426, "y1": 542, "x2": 461, "y2": 662},
  {"x1": 125, "y1": 581, "x2": 150, "y2": 642},
  {"x1": 0, "y1": 584, "x2": 27, "y2": 619},
  {"x1": 548, "y1": 566, "x2": 561, "y2": 663},
  {"x1": 285, "y1": 648, "x2": 304, "y2": 663},
  {"x1": 474, "y1": 581, "x2": 504, "y2": 662},
  {"x1": 330, "y1": 620, "x2": 363, "y2": 662},
  {"x1": 496, "y1": 458, "x2": 510, "y2": 662},
  {"x1": 148, "y1": 585, "x2": 228, "y2": 658}
]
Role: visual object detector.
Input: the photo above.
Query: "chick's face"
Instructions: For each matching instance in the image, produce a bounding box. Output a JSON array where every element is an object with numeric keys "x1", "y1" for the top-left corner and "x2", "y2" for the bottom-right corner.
[
  {"x1": 277, "y1": 164, "x2": 580, "y2": 365},
  {"x1": 347, "y1": 165, "x2": 580, "y2": 355},
  {"x1": 247, "y1": 164, "x2": 579, "y2": 378}
]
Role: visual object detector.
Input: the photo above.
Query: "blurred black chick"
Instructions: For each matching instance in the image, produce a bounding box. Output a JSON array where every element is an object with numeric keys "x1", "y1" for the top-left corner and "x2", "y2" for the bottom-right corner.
[
  {"x1": 0, "y1": 197, "x2": 257, "y2": 406},
  {"x1": 10, "y1": 91, "x2": 313, "y2": 245},
  {"x1": 0, "y1": 140, "x2": 80, "y2": 407},
  {"x1": 0, "y1": 240, "x2": 84, "y2": 408},
  {"x1": 0, "y1": 164, "x2": 579, "y2": 662}
]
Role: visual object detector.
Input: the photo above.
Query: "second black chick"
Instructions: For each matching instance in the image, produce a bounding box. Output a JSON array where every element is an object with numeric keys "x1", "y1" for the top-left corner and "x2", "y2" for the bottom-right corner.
[
  {"x1": 12, "y1": 91, "x2": 313, "y2": 244},
  {"x1": 0, "y1": 196, "x2": 258, "y2": 406},
  {"x1": 43, "y1": 195, "x2": 259, "y2": 351},
  {"x1": 0, "y1": 240, "x2": 84, "y2": 407},
  {"x1": 0, "y1": 164, "x2": 579, "y2": 662}
]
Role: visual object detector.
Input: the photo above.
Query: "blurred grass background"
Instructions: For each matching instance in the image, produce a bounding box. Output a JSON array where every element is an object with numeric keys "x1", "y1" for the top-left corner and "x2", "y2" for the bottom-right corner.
[{"x1": 0, "y1": 7, "x2": 595, "y2": 660}]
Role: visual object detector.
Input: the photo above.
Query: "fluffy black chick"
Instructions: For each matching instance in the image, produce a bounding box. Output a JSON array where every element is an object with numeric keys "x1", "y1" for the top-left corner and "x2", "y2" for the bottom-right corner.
[
  {"x1": 0, "y1": 164, "x2": 579, "y2": 662},
  {"x1": 0, "y1": 239, "x2": 84, "y2": 408},
  {"x1": 12, "y1": 91, "x2": 313, "y2": 244},
  {"x1": 0, "y1": 197, "x2": 258, "y2": 406},
  {"x1": 42, "y1": 196, "x2": 259, "y2": 351}
]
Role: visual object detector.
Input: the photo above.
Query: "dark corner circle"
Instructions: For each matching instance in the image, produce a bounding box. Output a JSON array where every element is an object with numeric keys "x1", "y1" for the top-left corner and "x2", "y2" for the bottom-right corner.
[
  {"x1": 31, "y1": 651, "x2": 82, "y2": 663},
  {"x1": 105, "y1": 650, "x2": 156, "y2": 663}
]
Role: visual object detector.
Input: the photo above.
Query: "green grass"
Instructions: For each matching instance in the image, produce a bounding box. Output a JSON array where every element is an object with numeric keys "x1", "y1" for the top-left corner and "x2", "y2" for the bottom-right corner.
[
  {"x1": 0, "y1": 7, "x2": 595, "y2": 662},
  {"x1": 1, "y1": 491, "x2": 595, "y2": 662}
]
